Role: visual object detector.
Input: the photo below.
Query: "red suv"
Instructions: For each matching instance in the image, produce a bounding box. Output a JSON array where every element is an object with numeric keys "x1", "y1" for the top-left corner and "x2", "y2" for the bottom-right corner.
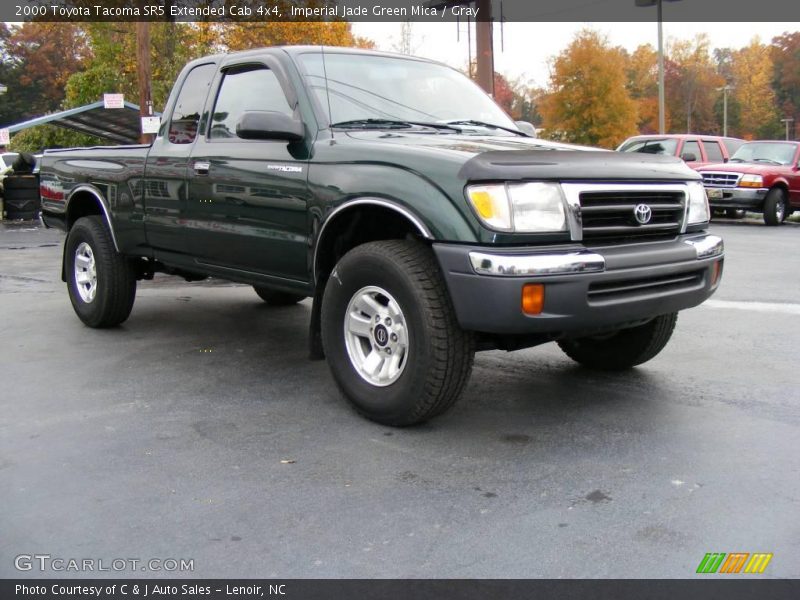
[
  {"x1": 617, "y1": 134, "x2": 744, "y2": 169},
  {"x1": 697, "y1": 140, "x2": 800, "y2": 226}
]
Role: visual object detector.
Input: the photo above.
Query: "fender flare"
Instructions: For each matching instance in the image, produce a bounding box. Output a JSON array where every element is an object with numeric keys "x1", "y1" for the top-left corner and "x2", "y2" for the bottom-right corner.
[
  {"x1": 65, "y1": 184, "x2": 120, "y2": 252},
  {"x1": 312, "y1": 197, "x2": 433, "y2": 283}
]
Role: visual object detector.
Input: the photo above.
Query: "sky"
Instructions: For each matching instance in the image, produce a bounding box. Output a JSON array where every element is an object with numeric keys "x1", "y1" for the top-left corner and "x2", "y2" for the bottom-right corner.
[{"x1": 352, "y1": 22, "x2": 800, "y2": 88}]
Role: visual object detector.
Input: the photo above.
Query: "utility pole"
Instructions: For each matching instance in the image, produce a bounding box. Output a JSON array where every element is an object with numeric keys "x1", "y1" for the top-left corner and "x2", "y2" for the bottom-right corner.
[
  {"x1": 717, "y1": 85, "x2": 734, "y2": 137},
  {"x1": 475, "y1": 0, "x2": 494, "y2": 95},
  {"x1": 635, "y1": 0, "x2": 683, "y2": 134},
  {"x1": 136, "y1": 21, "x2": 153, "y2": 144},
  {"x1": 781, "y1": 117, "x2": 795, "y2": 141}
]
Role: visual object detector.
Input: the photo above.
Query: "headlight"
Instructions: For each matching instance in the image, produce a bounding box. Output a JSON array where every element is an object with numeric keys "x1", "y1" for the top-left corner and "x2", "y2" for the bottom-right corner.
[
  {"x1": 687, "y1": 181, "x2": 710, "y2": 225},
  {"x1": 466, "y1": 182, "x2": 567, "y2": 233},
  {"x1": 739, "y1": 174, "x2": 763, "y2": 188}
]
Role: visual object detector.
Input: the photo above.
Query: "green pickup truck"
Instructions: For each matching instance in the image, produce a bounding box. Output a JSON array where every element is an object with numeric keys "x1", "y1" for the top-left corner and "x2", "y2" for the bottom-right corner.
[{"x1": 39, "y1": 46, "x2": 724, "y2": 425}]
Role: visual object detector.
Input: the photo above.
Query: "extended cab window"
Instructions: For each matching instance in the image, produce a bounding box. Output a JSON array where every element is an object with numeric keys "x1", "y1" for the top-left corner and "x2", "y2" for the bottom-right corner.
[
  {"x1": 210, "y1": 66, "x2": 293, "y2": 139},
  {"x1": 703, "y1": 141, "x2": 724, "y2": 162},
  {"x1": 167, "y1": 63, "x2": 215, "y2": 144}
]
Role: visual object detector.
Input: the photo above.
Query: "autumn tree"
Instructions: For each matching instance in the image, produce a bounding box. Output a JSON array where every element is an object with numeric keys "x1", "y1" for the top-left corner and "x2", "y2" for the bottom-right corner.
[
  {"x1": 626, "y1": 44, "x2": 662, "y2": 134},
  {"x1": 731, "y1": 38, "x2": 780, "y2": 139},
  {"x1": 219, "y1": 1, "x2": 374, "y2": 52},
  {"x1": 771, "y1": 31, "x2": 800, "y2": 139},
  {"x1": 539, "y1": 29, "x2": 637, "y2": 148},
  {"x1": 0, "y1": 23, "x2": 89, "y2": 126},
  {"x1": 664, "y1": 35, "x2": 723, "y2": 134}
]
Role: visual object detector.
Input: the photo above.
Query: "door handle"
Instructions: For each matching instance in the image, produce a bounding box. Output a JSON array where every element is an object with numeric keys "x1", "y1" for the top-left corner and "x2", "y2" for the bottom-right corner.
[{"x1": 193, "y1": 161, "x2": 210, "y2": 175}]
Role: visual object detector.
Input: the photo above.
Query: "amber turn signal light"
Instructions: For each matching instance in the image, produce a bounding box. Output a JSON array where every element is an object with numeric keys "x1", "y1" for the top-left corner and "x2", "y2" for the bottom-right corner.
[
  {"x1": 521, "y1": 283, "x2": 545, "y2": 315},
  {"x1": 711, "y1": 259, "x2": 723, "y2": 286}
]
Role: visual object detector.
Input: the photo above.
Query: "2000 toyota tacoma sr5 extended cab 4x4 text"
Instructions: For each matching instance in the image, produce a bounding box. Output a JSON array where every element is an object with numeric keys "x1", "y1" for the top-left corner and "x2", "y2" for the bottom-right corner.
[{"x1": 39, "y1": 47, "x2": 724, "y2": 425}]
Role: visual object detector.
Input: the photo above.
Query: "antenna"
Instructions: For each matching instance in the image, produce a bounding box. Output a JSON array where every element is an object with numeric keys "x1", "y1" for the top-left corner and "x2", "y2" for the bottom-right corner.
[{"x1": 321, "y1": 45, "x2": 334, "y2": 140}]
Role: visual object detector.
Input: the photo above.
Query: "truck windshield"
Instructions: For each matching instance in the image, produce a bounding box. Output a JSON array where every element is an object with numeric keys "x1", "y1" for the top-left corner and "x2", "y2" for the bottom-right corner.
[
  {"x1": 618, "y1": 138, "x2": 678, "y2": 156},
  {"x1": 730, "y1": 142, "x2": 797, "y2": 165},
  {"x1": 298, "y1": 52, "x2": 518, "y2": 133}
]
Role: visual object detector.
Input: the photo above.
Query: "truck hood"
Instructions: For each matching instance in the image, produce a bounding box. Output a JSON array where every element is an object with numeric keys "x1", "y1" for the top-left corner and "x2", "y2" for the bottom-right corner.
[
  {"x1": 342, "y1": 131, "x2": 698, "y2": 181},
  {"x1": 697, "y1": 162, "x2": 785, "y2": 175}
]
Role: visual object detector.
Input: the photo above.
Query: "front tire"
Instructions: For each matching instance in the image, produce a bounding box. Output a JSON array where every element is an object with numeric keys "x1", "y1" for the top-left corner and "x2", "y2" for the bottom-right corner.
[
  {"x1": 321, "y1": 240, "x2": 474, "y2": 426},
  {"x1": 65, "y1": 216, "x2": 136, "y2": 328},
  {"x1": 763, "y1": 188, "x2": 787, "y2": 226},
  {"x1": 557, "y1": 313, "x2": 678, "y2": 370}
]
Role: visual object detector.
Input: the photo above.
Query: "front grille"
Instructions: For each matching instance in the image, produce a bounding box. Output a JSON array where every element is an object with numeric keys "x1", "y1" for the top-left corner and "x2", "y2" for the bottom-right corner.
[
  {"x1": 701, "y1": 172, "x2": 740, "y2": 188},
  {"x1": 579, "y1": 190, "x2": 685, "y2": 240},
  {"x1": 588, "y1": 270, "x2": 705, "y2": 304}
]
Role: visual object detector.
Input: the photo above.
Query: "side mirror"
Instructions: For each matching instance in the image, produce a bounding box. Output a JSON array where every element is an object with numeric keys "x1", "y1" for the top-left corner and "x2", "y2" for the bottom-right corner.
[
  {"x1": 236, "y1": 111, "x2": 304, "y2": 142},
  {"x1": 514, "y1": 121, "x2": 537, "y2": 137},
  {"x1": 681, "y1": 152, "x2": 697, "y2": 162}
]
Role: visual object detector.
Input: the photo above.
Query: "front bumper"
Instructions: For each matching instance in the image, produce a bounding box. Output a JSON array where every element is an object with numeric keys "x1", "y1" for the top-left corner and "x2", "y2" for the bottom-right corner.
[
  {"x1": 433, "y1": 234, "x2": 723, "y2": 335},
  {"x1": 705, "y1": 187, "x2": 767, "y2": 210}
]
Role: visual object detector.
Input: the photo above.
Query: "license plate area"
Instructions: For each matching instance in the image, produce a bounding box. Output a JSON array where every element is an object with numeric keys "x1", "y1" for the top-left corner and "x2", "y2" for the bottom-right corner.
[{"x1": 706, "y1": 188, "x2": 724, "y2": 199}]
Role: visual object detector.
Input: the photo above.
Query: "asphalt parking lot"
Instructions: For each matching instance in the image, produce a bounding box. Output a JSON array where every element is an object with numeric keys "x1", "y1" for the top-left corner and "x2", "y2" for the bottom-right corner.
[{"x1": 1, "y1": 218, "x2": 798, "y2": 579}]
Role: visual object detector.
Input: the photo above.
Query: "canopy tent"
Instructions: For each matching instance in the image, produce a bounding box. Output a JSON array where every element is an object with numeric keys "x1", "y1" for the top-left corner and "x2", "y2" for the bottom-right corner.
[{"x1": 6, "y1": 101, "x2": 157, "y2": 145}]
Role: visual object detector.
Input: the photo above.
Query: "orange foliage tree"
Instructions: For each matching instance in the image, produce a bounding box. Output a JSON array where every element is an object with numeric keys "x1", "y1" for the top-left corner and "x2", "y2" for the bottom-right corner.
[{"x1": 539, "y1": 29, "x2": 638, "y2": 148}]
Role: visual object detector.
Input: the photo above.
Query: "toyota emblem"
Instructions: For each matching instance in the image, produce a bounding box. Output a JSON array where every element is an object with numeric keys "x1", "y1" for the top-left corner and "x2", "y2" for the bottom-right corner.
[{"x1": 633, "y1": 203, "x2": 653, "y2": 225}]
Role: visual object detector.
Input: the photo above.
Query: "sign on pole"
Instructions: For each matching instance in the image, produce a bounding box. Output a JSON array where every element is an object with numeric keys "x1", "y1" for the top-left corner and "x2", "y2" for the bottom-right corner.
[
  {"x1": 103, "y1": 93, "x2": 124, "y2": 109},
  {"x1": 141, "y1": 116, "x2": 161, "y2": 135},
  {"x1": 0, "y1": 128, "x2": 10, "y2": 145}
]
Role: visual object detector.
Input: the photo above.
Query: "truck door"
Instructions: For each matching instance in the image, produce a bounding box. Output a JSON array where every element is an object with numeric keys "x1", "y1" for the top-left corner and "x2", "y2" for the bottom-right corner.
[
  {"x1": 185, "y1": 61, "x2": 310, "y2": 283},
  {"x1": 143, "y1": 62, "x2": 216, "y2": 254}
]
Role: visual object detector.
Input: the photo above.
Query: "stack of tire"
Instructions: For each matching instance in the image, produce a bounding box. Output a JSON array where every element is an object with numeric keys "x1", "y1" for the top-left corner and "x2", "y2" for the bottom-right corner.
[{"x1": 2, "y1": 153, "x2": 40, "y2": 221}]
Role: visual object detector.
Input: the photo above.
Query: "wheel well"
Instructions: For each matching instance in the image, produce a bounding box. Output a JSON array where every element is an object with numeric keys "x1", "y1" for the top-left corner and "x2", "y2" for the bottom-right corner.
[
  {"x1": 314, "y1": 204, "x2": 427, "y2": 284},
  {"x1": 770, "y1": 183, "x2": 789, "y2": 196},
  {"x1": 308, "y1": 204, "x2": 429, "y2": 361},
  {"x1": 66, "y1": 191, "x2": 104, "y2": 230},
  {"x1": 61, "y1": 191, "x2": 109, "y2": 283}
]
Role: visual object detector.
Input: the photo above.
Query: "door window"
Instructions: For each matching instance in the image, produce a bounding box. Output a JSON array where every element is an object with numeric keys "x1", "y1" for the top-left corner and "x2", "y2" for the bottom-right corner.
[
  {"x1": 682, "y1": 140, "x2": 702, "y2": 161},
  {"x1": 210, "y1": 66, "x2": 294, "y2": 139},
  {"x1": 166, "y1": 63, "x2": 216, "y2": 145}
]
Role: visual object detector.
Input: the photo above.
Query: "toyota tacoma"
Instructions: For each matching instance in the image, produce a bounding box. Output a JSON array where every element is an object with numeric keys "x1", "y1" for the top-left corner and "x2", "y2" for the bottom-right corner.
[{"x1": 38, "y1": 47, "x2": 724, "y2": 425}]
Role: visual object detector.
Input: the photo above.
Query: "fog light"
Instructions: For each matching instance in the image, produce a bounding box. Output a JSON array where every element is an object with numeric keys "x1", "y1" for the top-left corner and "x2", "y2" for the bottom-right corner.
[{"x1": 522, "y1": 284, "x2": 545, "y2": 315}]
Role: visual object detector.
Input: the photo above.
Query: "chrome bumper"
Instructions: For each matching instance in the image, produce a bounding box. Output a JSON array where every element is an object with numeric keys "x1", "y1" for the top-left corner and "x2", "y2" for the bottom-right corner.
[{"x1": 468, "y1": 234, "x2": 724, "y2": 277}]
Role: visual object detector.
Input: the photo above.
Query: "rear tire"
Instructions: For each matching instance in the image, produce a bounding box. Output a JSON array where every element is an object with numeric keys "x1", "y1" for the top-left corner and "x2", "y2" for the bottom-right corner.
[
  {"x1": 253, "y1": 286, "x2": 305, "y2": 306},
  {"x1": 65, "y1": 216, "x2": 136, "y2": 328},
  {"x1": 763, "y1": 188, "x2": 787, "y2": 226},
  {"x1": 557, "y1": 313, "x2": 678, "y2": 370},
  {"x1": 321, "y1": 240, "x2": 474, "y2": 426}
]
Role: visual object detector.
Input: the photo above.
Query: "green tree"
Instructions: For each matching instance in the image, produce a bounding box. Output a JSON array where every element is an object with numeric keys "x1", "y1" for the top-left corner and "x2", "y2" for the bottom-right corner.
[
  {"x1": 8, "y1": 125, "x2": 104, "y2": 154},
  {"x1": 539, "y1": 29, "x2": 637, "y2": 148},
  {"x1": 65, "y1": 23, "x2": 216, "y2": 112}
]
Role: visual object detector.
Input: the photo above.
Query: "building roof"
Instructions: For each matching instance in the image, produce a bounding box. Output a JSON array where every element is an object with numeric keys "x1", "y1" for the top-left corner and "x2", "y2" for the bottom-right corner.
[{"x1": 6, "y1": 101, "x2": 155, "y2": 144}]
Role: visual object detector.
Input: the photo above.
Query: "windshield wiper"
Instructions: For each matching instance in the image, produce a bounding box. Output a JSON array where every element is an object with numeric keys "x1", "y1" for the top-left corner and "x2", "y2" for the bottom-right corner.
[
  {"x1": 445, "y1": 119, "x2": 529, "y2": 136},
  {"x1": 753, "y1": 158, "x2": 782, "y2": 165},
  {"x1": 330, "y1": 119, "x2": 461, "y2": 132},
  {"x1": 729, "y1": 158, "x2": 745, "y2": 162}
]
